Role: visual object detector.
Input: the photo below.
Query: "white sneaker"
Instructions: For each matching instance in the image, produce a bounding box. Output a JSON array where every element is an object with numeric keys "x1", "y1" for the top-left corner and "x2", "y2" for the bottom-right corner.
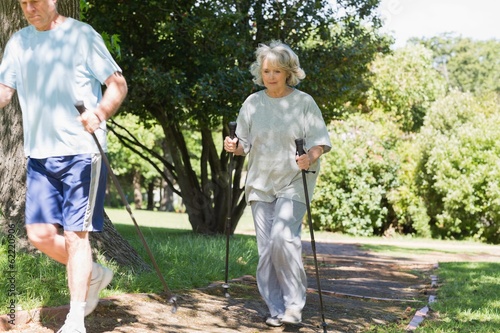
[
  {"x1": 265, "y1": 316, "x2": 283, "y2": 327},
  {"x1": 281, "y1": 308, "x2": 302, "y2": 324},
  {"x1": 57, "y1": 317, "x2": 86, "y2": 333},
  {"x1": 85, "y1": 264, "x2": 113, "y2": 316}
]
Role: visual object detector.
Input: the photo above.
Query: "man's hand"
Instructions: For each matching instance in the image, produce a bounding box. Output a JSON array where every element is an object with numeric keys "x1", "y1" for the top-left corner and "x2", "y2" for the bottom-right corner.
[
  {"x1": 78, "y1": 110, "x2": 102, "y2": 134},
  {"x1": 0, "y1": 84, "x2": 15, "y2": 109}
]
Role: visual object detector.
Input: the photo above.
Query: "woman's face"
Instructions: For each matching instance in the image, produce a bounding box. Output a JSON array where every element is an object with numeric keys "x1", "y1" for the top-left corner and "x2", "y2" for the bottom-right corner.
[{"x1": 261, "y1": 58, "x2": 288, "y2": 92}]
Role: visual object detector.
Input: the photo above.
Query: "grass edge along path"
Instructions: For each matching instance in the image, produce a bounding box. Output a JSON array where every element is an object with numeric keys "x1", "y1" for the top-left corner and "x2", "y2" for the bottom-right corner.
[
  {"x1": 414, "y1": 261, "x2": 500, "y2": 333},
  {"x1": 360, "y1": 243, "x2": 500, "y2": 333}
]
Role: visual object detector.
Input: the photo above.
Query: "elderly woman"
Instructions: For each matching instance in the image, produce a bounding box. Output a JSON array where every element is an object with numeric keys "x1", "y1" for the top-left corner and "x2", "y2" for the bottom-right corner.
[{"x1": 224, "y1": 40, "x2": 331, "y2": 327}]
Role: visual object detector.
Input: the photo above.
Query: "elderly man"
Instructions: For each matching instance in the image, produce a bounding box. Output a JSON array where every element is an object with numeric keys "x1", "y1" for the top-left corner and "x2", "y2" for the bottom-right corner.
[{"x1": 0, "y1": 1, "x2": 127, "y2": 332}]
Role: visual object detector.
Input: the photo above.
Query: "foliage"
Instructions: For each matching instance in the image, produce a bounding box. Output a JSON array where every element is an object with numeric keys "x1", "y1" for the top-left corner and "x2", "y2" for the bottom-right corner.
[
  {"x1": 105, "y1": 114, "x2": 165, "y2": 207},
  {"x1": 311, "y1": 113, "x2": 401, "y2": 236},
  {"x1": 312, "y1": 39, "x2": 500, "y2": 243},
  {"x1": 386, "y1": 136, "x2": 431, "y2": 237},
  {"x1": 108, "y1": 114, "x2": 164, "y2": 178},
  {"x1": 412, "y1": 34, "x2": 500, "y2": 96},
  {"x1": 311, "y1": 112, "x2": 434, "y2": 238},
  {"x1": 416, "y1": 91, "x2": 500, "y2": 244},
  {"x1": 366, "y1": 44, "x2": 446, "y2": 131},
  {"x1": 84, "y1": 0, "x2": 390, "y2": 234}
]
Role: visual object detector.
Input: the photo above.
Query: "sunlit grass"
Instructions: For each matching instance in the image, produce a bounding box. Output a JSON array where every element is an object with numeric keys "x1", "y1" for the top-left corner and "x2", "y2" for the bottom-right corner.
[
  {"x1": 361, "y1": 245, "x2": 500, "y2": 333},
  {"x1": 416, "y1": 262, "x2": 500, "y2": 333}
]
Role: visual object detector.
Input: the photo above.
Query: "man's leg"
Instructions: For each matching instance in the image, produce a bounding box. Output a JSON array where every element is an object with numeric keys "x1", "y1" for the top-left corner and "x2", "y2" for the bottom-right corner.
[
  {"x1": 65, "y1": 231, "x2": 92, "y2": 302},
  {"x1": 26, "y1": 224, "x2": 93, "y2": 298},
  {"x1": 26, "y1": 223, "x2": 111, "y2": 318},
  {"x1": 55, "y1": 231, "x2": 91, "y2": 332},
  {"x1": 26, "y1": 223, "x2": 68, "y2": 264}
]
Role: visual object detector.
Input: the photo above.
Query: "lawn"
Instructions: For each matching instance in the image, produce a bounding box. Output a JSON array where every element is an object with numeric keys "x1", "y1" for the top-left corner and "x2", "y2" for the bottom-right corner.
[{"x1": 359, "y1": 241, "x2": 500, "y2": 333}]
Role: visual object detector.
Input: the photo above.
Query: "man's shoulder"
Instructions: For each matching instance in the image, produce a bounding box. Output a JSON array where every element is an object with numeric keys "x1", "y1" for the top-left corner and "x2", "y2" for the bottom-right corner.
[
  {"x1": 63, "y1": 17, "x2": 95, "y2": 34},
  {"x1": 11, "y1": 25, "x2": 32, "y2": 39}
]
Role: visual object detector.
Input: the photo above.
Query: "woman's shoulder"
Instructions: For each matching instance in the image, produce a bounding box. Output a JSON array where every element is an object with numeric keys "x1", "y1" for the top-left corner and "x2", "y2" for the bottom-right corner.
[
  {"x1": 292, "y1": 89, "x2": 317, "y2": 104},
  {"x1": 243, "y1": 89, "x2": 266, "y2": 103},
  {"x1": 293, "y1": 88, "x2": 311, "y2": 97}
]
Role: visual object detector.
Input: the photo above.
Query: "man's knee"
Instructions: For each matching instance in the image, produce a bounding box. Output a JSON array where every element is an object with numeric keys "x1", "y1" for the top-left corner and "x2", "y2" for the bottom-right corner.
[
  {"x1": 64, "y1": 231, "x2": 89, "y2": 248},
  {"x1": 26, "y1": 224, "x2": 59, "y2": 247}
]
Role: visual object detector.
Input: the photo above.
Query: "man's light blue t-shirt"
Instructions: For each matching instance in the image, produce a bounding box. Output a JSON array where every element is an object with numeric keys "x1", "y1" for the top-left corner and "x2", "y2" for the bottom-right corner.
[{"x1": 0, "y1": 18, "x2": 121, "y2": 158}]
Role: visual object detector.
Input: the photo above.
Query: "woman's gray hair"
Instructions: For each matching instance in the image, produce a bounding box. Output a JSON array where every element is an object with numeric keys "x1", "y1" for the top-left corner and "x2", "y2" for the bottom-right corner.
[{"x1": 250, "y1": 40, "x2": 306, "y2": 87}]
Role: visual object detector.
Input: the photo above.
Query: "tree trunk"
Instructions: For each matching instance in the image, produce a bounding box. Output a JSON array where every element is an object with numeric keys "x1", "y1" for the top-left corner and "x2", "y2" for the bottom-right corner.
[
  {"x1": 160, "y1": 142, "x2": 175, "y2": 212},
  {"x1": 160, "y1": 178, "x2": 174, "y2": 212},
  {"x1": 0, "y1": 0, "x2": 149, "y2": 271},
  {"x1": 93, "y1": 213, "x2": 150, "y2": 271},
  {"x1": 147, "y1": 181, "x2": 154, "y2": 210},
  {"x1": 158, "y1": 120, "x2": 246, "y2": 234},
  {"x1": 133, "y1": 169, "x2": 142, "y2": 209},
  {"x1": 0, "y1": 0, "x2": 32, "y2": 250}
]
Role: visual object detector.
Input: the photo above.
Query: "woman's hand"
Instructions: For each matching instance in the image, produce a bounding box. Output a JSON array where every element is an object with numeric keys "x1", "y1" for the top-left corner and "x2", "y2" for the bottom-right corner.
[
  {"x1": 296, "y1": 145, "x2": 325, "y2": 170},
  {"x1": 224, "y1": 136, "x2": 239, "y2": 154},
  {"x1": 296, "y1": 153, "x2": 310, "y2": 170}
]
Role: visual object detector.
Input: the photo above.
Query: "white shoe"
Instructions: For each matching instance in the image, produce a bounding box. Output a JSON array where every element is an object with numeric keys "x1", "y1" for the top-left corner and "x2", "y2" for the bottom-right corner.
[
  {"x1": 265, "y1": 316, "x2": 283, "y2": 327},
  {"x1": 57, "y1": 316, "x2": 86, "y2": 333},
  {"x1": 56, "y1": 324, "x2": 86, "y2": 333},
  {"x1": 85, "y1": 264, "x2": 113, "y2": 316},
  {"x1": 281, "y1": 308, "x2": 302, "y2": 324}
]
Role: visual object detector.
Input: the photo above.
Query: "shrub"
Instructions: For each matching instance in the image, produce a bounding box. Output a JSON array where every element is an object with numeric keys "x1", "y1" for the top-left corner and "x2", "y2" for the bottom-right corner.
[
  {"x1": 416, "y1": 91, "x2": 500, "y2": 243},
  {"x1": 312, "y1": 113, "x2": 401, "y2": 236}
]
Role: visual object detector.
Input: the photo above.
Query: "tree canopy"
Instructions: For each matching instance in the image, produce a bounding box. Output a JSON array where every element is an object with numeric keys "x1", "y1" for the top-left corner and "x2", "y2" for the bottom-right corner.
[
  {"x1": 366, "y1": 44, "x2": 446, "y2": 132},
  {"x1": 84, "y1": 0, "x2": 390, "y2": 234},
  {"x1": 410, "y1": 34, "x2": 500, "y2": 96}
]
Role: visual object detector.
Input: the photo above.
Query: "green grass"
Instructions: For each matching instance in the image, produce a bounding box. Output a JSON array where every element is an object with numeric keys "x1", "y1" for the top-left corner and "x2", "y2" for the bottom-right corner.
[
  {"x1": 416, "y1": 262, "x2": 500, "y2": 333},
  {"x1": 360, "y1": 243, "x2": 500, "y2": 333},
  {"x1": 0, "y1": 207, "x2": 259, "y2": 311}
]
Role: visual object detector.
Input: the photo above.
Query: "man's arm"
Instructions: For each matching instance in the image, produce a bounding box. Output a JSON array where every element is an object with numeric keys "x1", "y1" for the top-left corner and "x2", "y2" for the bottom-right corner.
[
  {"x1": 79, "y1": 71, "x2": 128, "y2": 133},
  {"x1": 0, "y1": 83, "x2": 15, "y2": 109},
  {"x1": 94, "y1": 71, "x2": 128, "y2": 121}
]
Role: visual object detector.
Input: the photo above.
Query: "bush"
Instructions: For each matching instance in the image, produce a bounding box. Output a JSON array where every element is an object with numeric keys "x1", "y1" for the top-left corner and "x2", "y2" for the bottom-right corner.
[
  {"x1": 416, "y1": 91, "x2": 500, "y2": 243},
  {"x1": 312, "y1": 113, "x2": 401, "y2": 236}
]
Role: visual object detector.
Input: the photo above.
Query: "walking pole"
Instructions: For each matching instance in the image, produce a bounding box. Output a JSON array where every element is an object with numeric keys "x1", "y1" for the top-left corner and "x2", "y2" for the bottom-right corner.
[
  {"x1": 223, "y1": 121, "x2": 237, "y2": 299},
  {"x1": 74, "y1": 101, "x2": 178, "y2": 313},
  {"x1": 295, "y1": 138, "x2": 328, "y2": 333}
]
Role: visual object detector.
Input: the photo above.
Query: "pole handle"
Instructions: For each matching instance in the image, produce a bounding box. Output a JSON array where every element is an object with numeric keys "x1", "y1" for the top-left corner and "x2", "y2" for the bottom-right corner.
[
  {"x1": 295, "y1": 138, "x2": 306, "y2": 156},
  {"x1": 75, "y1": 100, "x2": 86, "y2": 115},
  {"x1": 228, "y1": 121, "x2": 237, "y2": 140}
]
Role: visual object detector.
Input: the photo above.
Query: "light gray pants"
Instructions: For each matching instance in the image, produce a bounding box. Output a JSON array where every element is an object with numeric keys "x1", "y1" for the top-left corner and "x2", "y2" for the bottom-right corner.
[{"x1": 251, "y1": 198, "x2": 307, "y2": 317}]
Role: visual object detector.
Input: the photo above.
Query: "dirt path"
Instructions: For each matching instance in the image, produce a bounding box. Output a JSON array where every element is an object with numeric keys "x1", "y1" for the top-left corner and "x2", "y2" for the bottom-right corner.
[{"x1": 3, "y1": 238, "x2": 499, "y2": 333}]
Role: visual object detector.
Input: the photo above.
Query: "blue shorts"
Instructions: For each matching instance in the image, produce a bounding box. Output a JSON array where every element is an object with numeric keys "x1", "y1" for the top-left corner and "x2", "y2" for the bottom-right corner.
[{"x1": 25, "y1": 154, "x2": 107, "y2": 232}]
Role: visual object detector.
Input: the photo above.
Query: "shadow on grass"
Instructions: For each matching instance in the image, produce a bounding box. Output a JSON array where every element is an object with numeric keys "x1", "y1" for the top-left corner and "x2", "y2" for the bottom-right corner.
[{"x1": 104, "y1": 223, "x2": 259, "y2": 293}]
